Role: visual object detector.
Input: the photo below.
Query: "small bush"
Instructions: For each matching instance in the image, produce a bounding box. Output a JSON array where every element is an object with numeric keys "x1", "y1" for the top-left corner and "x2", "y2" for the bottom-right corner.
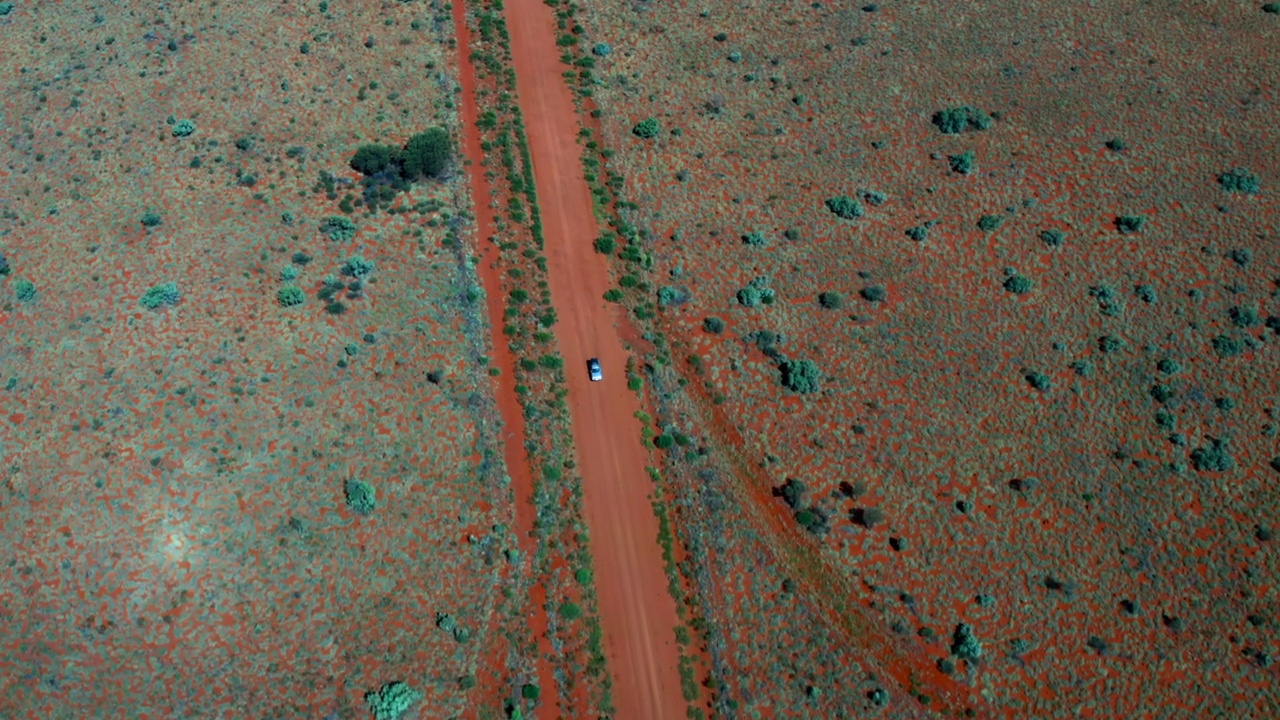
[
  {"x1": 1105, "y1": 138, "x2": 1127, "y2": 151},
  {"x1": 1025, "y1": 371, "x2": 1051, "y2": 391},
  {"x1": 703, "y1": 316, "x2": 725, "y2": 333},
  {"x1": 171, "y1": 119, "x2": 196, "y2": 137},
  {"x1": 977, "y1": 214, "x2": 1004, "y2": 231},
  {"x1": 856, "y1": 507, "x2": 885, "y2": 528},
  {"x1": 860, "y1": 285, "x2": 886, "y2": 302},
  {"x1": 341, "y1": 255, "x2": 375, "y2": 277},
  {"x1": 277, "y1": 285, "x2": 305, "y2": 307},
  {"x1": 742, "y1": 231, "x2": 768, "y2": 246},
  {"x1": 780, "y1": 358, "x2": 821, "y2": 393},
  {"x1": 932, "y1": 106, "x2": 993, "y2": 134},
  {"x1": 1226, "y1": 247, "x2": 1253, "y2": 266},
  {"x1": 1228, "y1": 305, "x2": 1260, "y2": 328},
  {"x1": 364, "y1": 681, "x2": 422, "y2": 720},
  {"x1": 140, "y1": 211, "x2": 162, "y2": 228},
  {"x1": 779, "y1": 478, "x2": 806, "y2": 509},
  {"x1": 279, "y1": 265, "x2": 300, "y2": 282},
  {"x1": 825, "y1": 195, "x2": 864, "y2": 220},
  {"x1": 948, "y1": 151, "x2": 975, "y2": 174},
  {"x1": 1003, "y1": 274, "x2": 1032, "y2": 294},
  {"x1": 13, "y1": 278, "x2": 36, "y2": 302},
  {"x1": 1190, "y1": 437, "x2": 1233, "y2": 473},
  {"x1": 1098, "y1": 335, "x2": 1124, "y2": 353},
  {"x1": 522, "y1": 684, "x2": 540, "y2": 701},
  {"x1": 1150, "y1": 384, "x2": 1174, "y2": 403},
  {"x1": 559, "y1": 602, "x2": 582, "y2": 620},
  {"x1": 321, "y1": 215, "x2": 357, "y2": 241},
  {"x1": 632, "y1": 117, "x2": 660, "y2": 139},
  {"x1": 344, "y1": 478, "x2": 377, "y2": 515},
  {"x1": 1211, "y1": 334, "x2": 1244, "y2": 358},
  {"x1": 905, "y1": 222, "x2": 934, "y2": 242},
  {"x1": 1218, "y1": 167, "x2": 1259, "y2": 194},
  {"x1": 401, "y1": 127, "x2": 453, "y2": 178},
  {"x1": 1135, "y1": 284, "x2": 1157, "y2": 303},
  {"x1": 951, "y1": 623, "x2": 982, "y2": 661},
  {"x1": 350, "y1": 143, "x2": 400, "y2": 175},
  {"x1": 818, "y1": 291, "x2": 844, "y2": 309},
  {"x1": 603, "y1": 288, "x2": 623, "y2": 302},
  {"x1": 1040, "y1": 229, "x2": 1065, "y2": 247},
  {"x1": 795, "y1": 507, "x2": 830, "y2": 534},
  {"x1": 1115, "y1": 215, "x2": 1146, "y2": 234},
  {"x1": 1156, "y1": 358, "x2": 1180, "y2": 374},
  {"x1": 140, "y1": 281, "x2": 180, "y2": 309},
  {"x1": 593, "y1": 235, "x2": 615, "y2": 254}
]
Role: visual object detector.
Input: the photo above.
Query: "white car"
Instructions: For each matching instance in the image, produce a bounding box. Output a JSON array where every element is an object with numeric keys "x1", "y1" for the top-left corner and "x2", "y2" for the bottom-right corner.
[{"x1": 587, "y1": 358, "x2": 603, "y2": 382}]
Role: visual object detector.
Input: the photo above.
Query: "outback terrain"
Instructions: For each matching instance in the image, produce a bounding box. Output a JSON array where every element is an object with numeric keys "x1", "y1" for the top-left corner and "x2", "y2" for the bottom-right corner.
[{"x1": 566, "y1": 0, "x2": 1280, "y2": 717}]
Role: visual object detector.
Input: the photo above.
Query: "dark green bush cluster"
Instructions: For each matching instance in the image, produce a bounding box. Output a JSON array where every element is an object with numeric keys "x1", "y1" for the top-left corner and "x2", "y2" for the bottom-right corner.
[
  {"x1": 1040, "y1": 229, "x2": 1064, "y2": 247},
  {"x1": 905, "y1": 220, "x2": 937, "y2": 242},
  {"x1": 347, "y1": 129, "x2": 453, "y2": 212},
  {"x1": 703, "y1": 316, "x2": 725, "y2": 333},
  {"x1": 1115, "y1": 215, "x2": 1146, "y2": 234},
  {"x1": 932, "y1": 106, "x2": 993, "y2": 134},
  {"x1": 780, "y1": 358, "x2": 820, "y2": 393},
  {"x1": 632, "y1": 117, "x2": 660, "y2": 139},
  {"x1": 825, "y1": 195, "x2": 864, "y2": 220},
  {"x1": 949, "y1": 151, "x2": 975, "y2": 175},
  {"x1": 1211, "y1": 334, "x2": 1244, "y2": 358},
  {"x1": 344, "y1": 478, "x2": 377, "y2": 515},
  {"x1": 277, "y1": 285, "x2": 305, "y2": 307},
  {"x1": 1218, "y1": 167, "x2": 1259, "y2": 194},
  {"x1": 364, "y1": 680, "x2": 421, "y2": 720},
  {"x1": 1003, "y1": 274, "x2": 1032, "y2": 294},
  {"x1": 777, "y1": 478, "x2": 829, "y2": 534},
  {"x1": 1190, "y1": 437, "x2": 1233, "y2": 473},
  {"x1": 140, "y1": 281, "x2": 180, "y2": 309},
  {"x1": 818, "y1": 291, "x2": 844, "y2": 309},
  {"x1": 977, "y1": 214, "x2": 1005, "y2": 232}
]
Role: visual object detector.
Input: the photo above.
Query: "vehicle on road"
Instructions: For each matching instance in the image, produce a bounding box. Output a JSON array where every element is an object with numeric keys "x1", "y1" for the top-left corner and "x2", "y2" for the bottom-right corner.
[{"x1": 587, "y1": 357, "x2": 603, "y2": 382}]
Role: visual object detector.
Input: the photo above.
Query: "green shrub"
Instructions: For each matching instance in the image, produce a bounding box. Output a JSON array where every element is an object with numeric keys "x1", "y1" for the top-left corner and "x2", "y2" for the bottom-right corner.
[
  {"x1": 1229, "y1": 305, "x2": 1260, "y2": 328},
  {"x1": 1070, "y1": 360, "x2": 1093, "y2": 377},
  {"x1": 559, "y1": 602, "x2": 582, "y2": 620},
  {"x1": 364, "y1": 681, "x2": 422, "y2": 720},
  {"x1": 905, "y1": 221, "x2": 935, "y2": 242},
  {"x1": 140, "y1": 281, "x2": 180, "y2": 309},
  {"x1": 1098, "y1": 335, "x2": 1124, "y2": 353},
  {"x1": 1226, "y1": 248, "x2": 1253, "y2": 266},
  {"x1": 1150, "y1": 384, "x2": 1174, "y2": 403},
  {"x1": 1003, "y1": 274, "x2": 1032, "y2": 294},
  {"x1": 654, "y1": 434, "x2": 675, "y2": 449},
  {"x1": 818, "y1": 291, "x2": 844, "y2": 309},
  {"x1": 538, "y1": 354, "x2": 563, "y2": 370},
  {"x1": 948, "y1": 151, "x2": 975, "y2": 174},
  {"x1": 632, "y1": 117, "x2": 660, "y2": 139},
  {"x1": 277, "y1": 285, "x2": 305, "y2": 307},
  {"x1": 344, "y1": 478, "x2": 377, "y2": 515},
  {"x1": 140, "y1": 211, "x2": 162, "y2": 228},
  {"x1": 1025, "y1": 371, "x2": 1051, "y2": 391},
  {"x1": 780, "y1": 358, "x2": 821, "y2": 393},
  {"x1": 401, "y1": 127, "x2": 453, "y2": 178},
  {"x1": 1157, "y1": 358, "x2": 1180, "y2": 374},
  {"x1": 932, "y1": 106, "x2": 993, "y2": 134},
  {"x1": 1190, "y1": 437, "x2": 1233, "y2": 472},
  {"x1": 860, "y1": 285, "x2": 886, "y2": 302},
  {"x1": 350, "y1": 143, "x2": 400, "y2": 175},
  {"x1": 521, "y1": 684, "x2": 540, "y2": 700},
  {"x1": 1211, "y1": 334, "x2": 1244, "y2": 357},
  {"x1": 279, "y1": 265, "x2": 300, "y2": 282},
  {"x1": 742, "y1": 231, "x2": 768, "y2": 246},
  {"x1": 1135, "y1": 284, "x2": 1157, "y2": 303},
  {"x1": 13, "y1": 278, "x2": 35, "y2": 302},
  {"x1": 1218, "y1": 167, "x2": 1259, "y2": 194},
  {"x1": 977, "y1": 214, "x2": 1005, "y2": 231},
  {"x1": 341, "y1": 255, "x2": 374, "y2": 277},
  {"x1": 603, "y1": 288, "x2": 623, "y2": 302},
  {"x1": 1115, "y1": 215, "x2": 1146, "y2": 234},
  {"x1": 703, "y1": 316, "x2": 724, "y2": 333},
  {"x1": 1105, "y1": 138, "x2": 1127, "y2": 151},
  {"x1": 171, "y1": 119, "x2": 196, "y2": 137},
  {"x1": 593, "y1": 235, "x2": 615, "y2": 254},
  {"x1": 1040, "y1": 229, "x2": 1064, "y2": 247},
  {"x1": 795, "y1": 507, "x2": 829, "y2": 534},
  {"x1": 825, "y1": 195, "x2": 864, "y2": 220},
  {"x1": 321, "y1": 215, "x2": 357, "y2": 241},
  {"x1": 951, "y1": 623, "x2": 983, "y2": 660}
]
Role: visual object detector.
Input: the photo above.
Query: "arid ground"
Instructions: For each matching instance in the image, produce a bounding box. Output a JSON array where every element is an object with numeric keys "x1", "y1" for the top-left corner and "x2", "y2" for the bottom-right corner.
[{"x1": 5, "y1": 0, "x2": 1280, "y2": 718}]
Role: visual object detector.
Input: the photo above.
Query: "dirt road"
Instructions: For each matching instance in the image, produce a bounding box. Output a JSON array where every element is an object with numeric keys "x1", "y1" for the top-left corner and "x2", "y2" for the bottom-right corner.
[{"x1": 502, "y1": 0, "x2": 688, "y2": 717}]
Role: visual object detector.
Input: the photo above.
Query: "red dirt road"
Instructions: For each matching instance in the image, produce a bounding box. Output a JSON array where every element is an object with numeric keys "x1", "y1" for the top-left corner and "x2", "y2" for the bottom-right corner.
[{"x1": 503, "y1": 0, "x2": 688, "y2": 717}]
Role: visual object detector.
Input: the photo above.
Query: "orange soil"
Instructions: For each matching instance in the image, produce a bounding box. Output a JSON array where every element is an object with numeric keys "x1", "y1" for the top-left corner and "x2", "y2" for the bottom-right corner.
[
  {"x1": 451, "y1": 0, "x2": 559, "y2": 713},
  {"x1": 503, "y1": 0, "x2": 688, "y2": 717}
]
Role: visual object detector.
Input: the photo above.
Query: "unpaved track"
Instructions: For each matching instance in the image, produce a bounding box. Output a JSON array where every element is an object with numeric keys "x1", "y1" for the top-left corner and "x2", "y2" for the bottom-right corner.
[{"x1": 503, "y1": 0, "x2": 687, "y2": 717}]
